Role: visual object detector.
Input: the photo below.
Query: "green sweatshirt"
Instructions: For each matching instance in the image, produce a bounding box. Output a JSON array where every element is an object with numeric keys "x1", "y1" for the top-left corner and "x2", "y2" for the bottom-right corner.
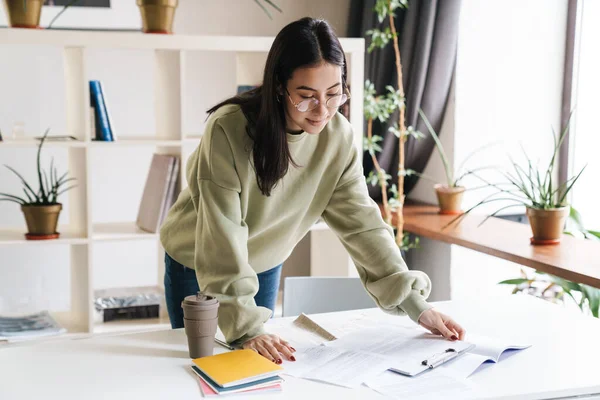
[{"x1": 160, "y1": 104, "x2": 433, "y2": 344}]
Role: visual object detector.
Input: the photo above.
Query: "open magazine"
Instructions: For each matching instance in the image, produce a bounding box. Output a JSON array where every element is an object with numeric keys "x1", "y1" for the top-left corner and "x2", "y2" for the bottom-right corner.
[{"x1": 0, "y1": 310, "x2": 66, "y2": 339}]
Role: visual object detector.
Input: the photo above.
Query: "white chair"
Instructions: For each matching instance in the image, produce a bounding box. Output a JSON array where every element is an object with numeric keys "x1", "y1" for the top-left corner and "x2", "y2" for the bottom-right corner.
[{"x1": 282, "y1": 276, "x2": 376, "y2": 317}]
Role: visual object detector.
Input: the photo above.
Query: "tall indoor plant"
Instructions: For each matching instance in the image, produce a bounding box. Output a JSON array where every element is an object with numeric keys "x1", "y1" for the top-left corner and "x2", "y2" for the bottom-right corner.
[
  {"x1": 363, "y1": 0, "x2": 421, "y2": 249},
  {"x1": 0, "y1": 129, "x2": 76, "y2": 239}
]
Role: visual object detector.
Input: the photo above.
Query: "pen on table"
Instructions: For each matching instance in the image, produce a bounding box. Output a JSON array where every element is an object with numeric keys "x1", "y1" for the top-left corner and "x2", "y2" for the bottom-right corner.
[{"x1": 214, "y1": 338, "x2": 235, "y2": 350}]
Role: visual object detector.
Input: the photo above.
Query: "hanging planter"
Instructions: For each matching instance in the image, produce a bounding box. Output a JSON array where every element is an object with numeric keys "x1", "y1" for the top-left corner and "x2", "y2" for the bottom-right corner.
[{"x1": 3, "y1": 0, "x2": 44, "y2": 28}]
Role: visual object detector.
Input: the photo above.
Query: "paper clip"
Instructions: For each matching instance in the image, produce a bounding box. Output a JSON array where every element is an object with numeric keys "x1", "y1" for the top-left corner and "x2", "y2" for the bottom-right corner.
[{"x1": 421, "y1": 348, "x2": 458, "y2": 369}]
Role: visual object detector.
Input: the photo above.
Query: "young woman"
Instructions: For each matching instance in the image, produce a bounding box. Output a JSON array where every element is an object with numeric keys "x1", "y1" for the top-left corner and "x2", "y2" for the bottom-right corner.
[{"x1": 160, "y1": 17, "x2": 465, "y2": 364}]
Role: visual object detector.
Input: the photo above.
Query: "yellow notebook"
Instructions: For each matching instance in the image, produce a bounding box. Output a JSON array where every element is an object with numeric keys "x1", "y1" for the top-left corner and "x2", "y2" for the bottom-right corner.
[{"x1": 192, "y1": 349, "x2": 283, "y2": 388}]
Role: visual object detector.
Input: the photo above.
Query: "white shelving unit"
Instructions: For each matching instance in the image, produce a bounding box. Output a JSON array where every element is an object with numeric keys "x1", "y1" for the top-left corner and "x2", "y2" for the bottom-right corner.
[{"x1": 0, "y1": 29, "x2": 364, "y2": 338}]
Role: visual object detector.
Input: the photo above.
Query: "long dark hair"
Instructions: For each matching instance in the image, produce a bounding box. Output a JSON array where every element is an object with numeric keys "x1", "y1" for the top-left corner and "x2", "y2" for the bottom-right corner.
[{"x1": 207, "y1": 17, "x2": 348, "y2": 196}]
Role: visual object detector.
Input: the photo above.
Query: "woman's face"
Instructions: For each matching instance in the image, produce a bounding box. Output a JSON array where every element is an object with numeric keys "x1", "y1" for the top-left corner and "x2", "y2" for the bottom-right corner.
[{"x1": 283, "y1": 62, "x2": 343, "y2": 135}]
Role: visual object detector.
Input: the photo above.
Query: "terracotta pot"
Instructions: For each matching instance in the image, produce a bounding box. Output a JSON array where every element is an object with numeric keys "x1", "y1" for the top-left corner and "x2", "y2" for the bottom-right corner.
[
  {"x1": 434, "y1": 184, "x2": 465, "y2": 215},
  {"x1": 21, "y1": 204, "x2": 62, "y2": 238},
  {"x1": 526, "y1": 206, "x2": 570, "y2": 245},
  {"x1": 3, "y1": 0, "x2": 43, "y2": 28},
  {"x1": 137, "y1": 0, "x2": 178, "y2": 34}
]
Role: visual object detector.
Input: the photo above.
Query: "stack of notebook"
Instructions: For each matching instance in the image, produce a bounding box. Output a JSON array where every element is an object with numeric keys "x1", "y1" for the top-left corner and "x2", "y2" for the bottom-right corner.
[{"x1": 191, "y1": 349, "x2": 284, "y2": 397}]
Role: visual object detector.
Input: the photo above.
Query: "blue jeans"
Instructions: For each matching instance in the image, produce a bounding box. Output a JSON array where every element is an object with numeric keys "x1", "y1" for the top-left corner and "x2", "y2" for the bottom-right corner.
[{"x1": 163, "y1": 253, "x2": 282, "y2": 329}]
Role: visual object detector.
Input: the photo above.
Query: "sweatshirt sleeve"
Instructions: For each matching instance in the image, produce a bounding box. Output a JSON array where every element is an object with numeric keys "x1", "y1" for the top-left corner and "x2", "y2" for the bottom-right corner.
[
  {"x1": 321, "y1": 142, "x2": 434, "y2": 324},
  {"x1": 193, "y1": 121, "x2": 271, "y2": 344}
]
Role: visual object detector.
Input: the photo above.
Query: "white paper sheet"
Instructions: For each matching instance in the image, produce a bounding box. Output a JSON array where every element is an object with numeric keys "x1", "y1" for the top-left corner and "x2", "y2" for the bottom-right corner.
[
  {"x1": 325, "y1": 326, "x2": 474, "y2": 376},
  {"x1": 441, "y1": 352, "x2": 492, "y2": 379},
  {"x1": 281, "y1": 345, "x2": 392, "y2": 389},
  {"x1": 440, "y1": 333, "x2": 531, "y2": 378},
  {"x1": 365, "y1": 369, "x2": 475, "y2": 400},
  {"x1": 281, "y1": 346, "x2": 344, "y2": 377},
  {"x1": 466, "y1": 333, "x2": 531, "y2": 361}
]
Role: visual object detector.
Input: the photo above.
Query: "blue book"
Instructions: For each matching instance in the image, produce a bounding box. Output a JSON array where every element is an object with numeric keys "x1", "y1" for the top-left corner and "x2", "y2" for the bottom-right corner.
[{"x1": 89, "y1": 80, "x2": 114, "y2": 141}]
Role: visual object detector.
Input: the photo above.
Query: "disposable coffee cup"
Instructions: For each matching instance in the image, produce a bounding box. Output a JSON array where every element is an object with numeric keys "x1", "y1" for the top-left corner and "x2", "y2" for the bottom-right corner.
[{"x1": 182, "y1": 291, "x2": 219, "y2": 359}]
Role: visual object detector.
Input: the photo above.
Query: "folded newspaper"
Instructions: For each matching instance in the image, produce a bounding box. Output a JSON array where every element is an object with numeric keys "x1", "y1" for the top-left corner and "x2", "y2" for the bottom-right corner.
[{"x1": 0, "y1": 310, "x2": 66, "y2": 339}]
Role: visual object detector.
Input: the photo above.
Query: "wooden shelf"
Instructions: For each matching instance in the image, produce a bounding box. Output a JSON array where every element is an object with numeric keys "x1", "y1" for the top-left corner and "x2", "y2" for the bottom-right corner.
[
  {"x1": 402, "y1": 203, "x2": 600, "y2": 288},
  {"x1": 0, "y1": 229, "x2": 87, "y2": 245}
]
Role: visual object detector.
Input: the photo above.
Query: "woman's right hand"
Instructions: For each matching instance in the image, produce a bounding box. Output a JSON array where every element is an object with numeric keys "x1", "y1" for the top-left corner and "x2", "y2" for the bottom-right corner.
[{"x1": 242, "y1": 333, "x2": 296, "y2": 364}]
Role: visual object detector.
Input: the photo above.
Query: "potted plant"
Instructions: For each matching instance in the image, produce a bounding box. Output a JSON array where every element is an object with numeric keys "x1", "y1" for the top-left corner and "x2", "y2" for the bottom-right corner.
[
  {"x1": 447, "y1": 115, "x2": 585, "y2": 245},
  {"x1": 3, "y1": 0, "x2": 44, "y2": 28},
  {"x1": 0, "y1": 128, "x2": 76, "y2": 240},
  {"x1": 416, "y1": 109, "x2": 498, "y2": 215},
  {"x1": 419, "y1": 109, "x2": 464, "y2": 215},
  {"x1": 136, "y1": 0, "x2": 282, "y2": 34},
  {"x1": 136, "y1": 0, "x2": 179, "y2": 34},
  {"x1": 498, "y1": 207, "x2": 600, "y2": 317}
]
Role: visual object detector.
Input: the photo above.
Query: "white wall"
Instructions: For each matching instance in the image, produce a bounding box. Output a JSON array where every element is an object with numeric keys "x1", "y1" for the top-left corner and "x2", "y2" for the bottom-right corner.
[
  {"x1": 0, "y1": 0, "x2": 350, "y2": 315},
  {"x1": 409, "y1": 0, "x2": 569, "y2": 302}
]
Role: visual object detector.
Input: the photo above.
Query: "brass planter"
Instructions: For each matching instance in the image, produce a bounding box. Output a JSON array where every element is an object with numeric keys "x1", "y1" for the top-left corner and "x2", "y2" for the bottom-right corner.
[
  {"x1": 434, "y1": 184, "x2": 465, "y2": 215},
  {"x1": 526, "y1": 206, "x2": 570, "y2": 245},
  {"x1": 137, "y1": 0, "x2": 178, "y2": 34},
  {"x1": 3, "y1": 0, "x2": 43, "y2": 28},
  {"x1": 21, "y1": 204, "x2": 62, "y2": 238}
]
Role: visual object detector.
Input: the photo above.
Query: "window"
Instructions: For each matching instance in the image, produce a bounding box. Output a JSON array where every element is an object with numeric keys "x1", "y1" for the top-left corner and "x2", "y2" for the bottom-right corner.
[{"x1": 570, "y1": 0, "x2": 600, "y2": 229}]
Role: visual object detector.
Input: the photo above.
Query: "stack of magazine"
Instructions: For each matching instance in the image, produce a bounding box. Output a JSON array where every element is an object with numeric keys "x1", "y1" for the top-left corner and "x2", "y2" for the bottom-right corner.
[{"x1": 0, "y1": 311, "x2": 66, "y2": 341}]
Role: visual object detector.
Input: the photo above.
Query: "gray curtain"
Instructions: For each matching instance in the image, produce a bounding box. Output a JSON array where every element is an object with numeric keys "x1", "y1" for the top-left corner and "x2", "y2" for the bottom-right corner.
[{"x1": 348, "y1": 0, "x2": 462, "y2": 200}]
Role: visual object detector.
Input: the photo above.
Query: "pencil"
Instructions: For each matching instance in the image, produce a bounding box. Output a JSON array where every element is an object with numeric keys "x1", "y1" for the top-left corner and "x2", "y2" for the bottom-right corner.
[{"x1": 214, "y1": 338, "x2": 235, "y2": 350}]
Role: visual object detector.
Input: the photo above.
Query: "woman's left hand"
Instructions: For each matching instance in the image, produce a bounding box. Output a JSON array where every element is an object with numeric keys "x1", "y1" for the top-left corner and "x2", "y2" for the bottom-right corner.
[{"x1": 418, "y1": 308, "x2": 466, "y2": 341}]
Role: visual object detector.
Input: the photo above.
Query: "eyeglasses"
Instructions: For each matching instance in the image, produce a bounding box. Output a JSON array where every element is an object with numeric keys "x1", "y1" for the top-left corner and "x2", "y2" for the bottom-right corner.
[{"x1": 285, "y1": 87, "x2": 350, "y2": 112}]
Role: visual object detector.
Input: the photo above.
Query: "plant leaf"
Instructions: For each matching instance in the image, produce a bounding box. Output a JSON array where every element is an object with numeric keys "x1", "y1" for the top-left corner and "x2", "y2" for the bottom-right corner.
[
  {"x1": 580, "y1": 285, "x2": 600, "y2": 318},
  {"x1": 498, "y1": 278, "x2": 530, "y2": 285},
  {"x1": 456, "y1": 140, "x2": 501, "y2": 177},
  {"x1": 558, "y1": 165, "x2": 586, "y2": 206},
  {"x1": 4, "y1": 164, "x2": 38, "y2": 200},
  {"x1": 419, "y1": 109, "x2": 453, "y2": 186},
  {"x1": 0, "y1": 192, "x2": 27, "y2": 204},
  {"x1": 56, "y1": 184, "x2": 77, "y2": 198}
]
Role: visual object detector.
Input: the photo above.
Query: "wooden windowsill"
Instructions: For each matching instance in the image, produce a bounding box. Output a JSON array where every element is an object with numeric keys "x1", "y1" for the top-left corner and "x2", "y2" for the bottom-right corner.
[{"x1": 391, "y1": 202, "x2": 600, "y2": 288}]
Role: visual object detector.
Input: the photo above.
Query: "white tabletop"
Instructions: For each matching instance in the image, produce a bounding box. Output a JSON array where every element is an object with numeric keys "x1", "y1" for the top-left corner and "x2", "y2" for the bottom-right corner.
[{"x1": 1, "y1": 294, "x2": 599, "y2": 400}]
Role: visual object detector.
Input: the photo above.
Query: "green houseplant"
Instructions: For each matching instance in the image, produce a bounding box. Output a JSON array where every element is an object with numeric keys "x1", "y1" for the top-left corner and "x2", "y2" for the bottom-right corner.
[
  {"x1": 498, "y1": 208, "x2": 600, "y2": 318},
  {"x1": 0, "y1": 128, "x2": 76, "y2": 239},
  {"x1": 363, "y1": 0, "x2": 423, "y2": 250},
  {"x1": 447, "y1": 114, "x2": 585, "y2": 244},
  {"x1": 416, "y1": 109, "x2": 498, "y2": 215}
]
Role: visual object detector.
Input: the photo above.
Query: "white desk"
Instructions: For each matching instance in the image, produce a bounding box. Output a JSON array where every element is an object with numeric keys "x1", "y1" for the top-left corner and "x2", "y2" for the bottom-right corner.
[{"x1": 1, "y1": 295, "x2": 599, "y2": 400}]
